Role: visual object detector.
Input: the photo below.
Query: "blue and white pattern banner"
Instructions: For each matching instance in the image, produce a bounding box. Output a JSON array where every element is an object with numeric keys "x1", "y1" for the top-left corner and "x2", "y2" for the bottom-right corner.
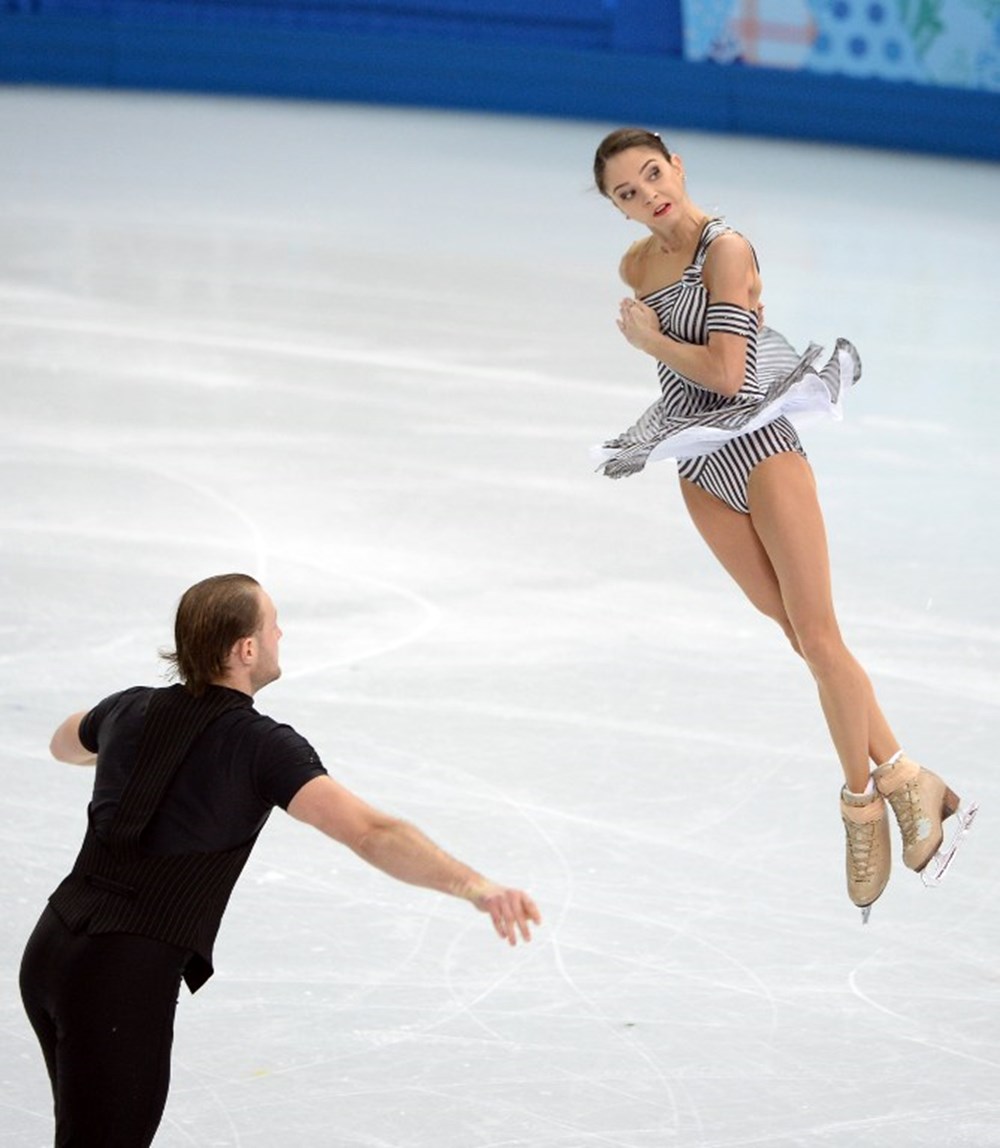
[{"x1": 681, "y1": 0, "x2": 1000, "y2": 93}]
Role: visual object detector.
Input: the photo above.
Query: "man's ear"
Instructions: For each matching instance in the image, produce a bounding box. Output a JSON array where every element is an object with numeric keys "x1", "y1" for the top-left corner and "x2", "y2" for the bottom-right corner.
[{"x1": 229, "y1": 635, "x2": 256, "y2": 667}]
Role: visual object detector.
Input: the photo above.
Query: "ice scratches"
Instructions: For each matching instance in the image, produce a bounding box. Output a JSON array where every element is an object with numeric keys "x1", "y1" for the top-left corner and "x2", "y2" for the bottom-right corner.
[
  {"x1": 315, "y1": 690, "x2": 801, "y2": 757},
  {"x1": 276, "y1": 559, "x2": 443, "y2": 681},
  {"x1": 848, "y1": 963, "x2": 1000, "y2": 1073},
  {"x1": 230, "y1": 895, "x2": 440, "y2": 1015},
  {"x1": 0, "y1": 313, "x2": 623, "y2": 400},
  {"x1": 163, "y1": 1076, "x2": 245, "y2": 1147},
  {"x1": 7, "y1": 441, "x2": 269, "y2": 579},
  {"x1": 444, "y1": 765, "x2": 706, "y2": 1142}
]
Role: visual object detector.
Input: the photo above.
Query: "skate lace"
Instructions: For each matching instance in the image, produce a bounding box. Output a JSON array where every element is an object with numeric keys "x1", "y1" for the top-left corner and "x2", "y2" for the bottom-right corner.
[
  {"x1": 845, "y1": 819, "x2": 877, "y2": 880},
  {"x1": 887, "y1": 784, "x2": 923, "y2": 846}
]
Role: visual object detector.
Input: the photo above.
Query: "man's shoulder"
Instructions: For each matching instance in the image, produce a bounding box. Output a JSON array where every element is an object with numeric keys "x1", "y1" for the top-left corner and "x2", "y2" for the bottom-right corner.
[
  {"x1": 79, "y1": 684, "x2": 156, "y2": 751},
  {"x1": 88, "y1": 683, "x2": 156, "y2": 723},
  {"x1": 223, "y1": 703, "x2": 315, "y2": 752},
  {"x1": 218, "y1": 705, "x2": 325, "y2": 792}
]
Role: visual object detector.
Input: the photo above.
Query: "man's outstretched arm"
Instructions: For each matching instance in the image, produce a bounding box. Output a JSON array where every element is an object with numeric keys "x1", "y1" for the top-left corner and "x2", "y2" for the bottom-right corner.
[{"x1": 287, "y1": 775, "x2": 541, "y2": 946}]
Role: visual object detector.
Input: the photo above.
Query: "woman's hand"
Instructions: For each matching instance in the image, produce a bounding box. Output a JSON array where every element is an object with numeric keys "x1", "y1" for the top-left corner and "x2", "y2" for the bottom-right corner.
[{"x1": 617, "y1": 297, "x2": 662, "y2": 354}]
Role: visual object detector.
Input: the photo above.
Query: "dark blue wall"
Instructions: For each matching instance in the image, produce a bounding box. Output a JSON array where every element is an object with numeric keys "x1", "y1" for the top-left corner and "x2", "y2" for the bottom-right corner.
[{"x1": 1, "y1": 1, "x2": 998, "y2": 161}]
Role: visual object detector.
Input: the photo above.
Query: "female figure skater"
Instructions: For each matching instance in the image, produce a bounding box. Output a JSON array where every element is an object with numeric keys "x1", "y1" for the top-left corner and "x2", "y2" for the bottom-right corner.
[{"x1": 592, "y1": 127, "x2": 975, "y2": 918}]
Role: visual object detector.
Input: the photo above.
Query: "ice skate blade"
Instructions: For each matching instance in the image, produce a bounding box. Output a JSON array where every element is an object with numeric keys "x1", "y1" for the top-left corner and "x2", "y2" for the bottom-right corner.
[
  {"x1": 920, "y1": 801, "x2": 979, "y2": 888},
  {"x1": 860, "y1": 904, "x2": 872, "y2": 925}
]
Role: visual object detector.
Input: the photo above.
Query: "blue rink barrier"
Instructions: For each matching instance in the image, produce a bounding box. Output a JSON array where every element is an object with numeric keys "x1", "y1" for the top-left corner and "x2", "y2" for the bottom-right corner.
[{"x1": 0, "y1": 3, "x2": 998, "y2": 161}]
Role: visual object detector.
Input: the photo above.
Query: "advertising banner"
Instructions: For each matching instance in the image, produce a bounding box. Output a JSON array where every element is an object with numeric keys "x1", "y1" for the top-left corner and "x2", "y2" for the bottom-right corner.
[{"x1": 682, "y1": 0, "x2": 1000, "y2": 92}]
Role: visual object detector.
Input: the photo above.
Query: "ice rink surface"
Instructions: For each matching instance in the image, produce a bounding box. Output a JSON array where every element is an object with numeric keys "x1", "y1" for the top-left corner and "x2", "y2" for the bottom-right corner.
[{"x1": 2, "y1": 86, "x2": 999, "y2": 1146}]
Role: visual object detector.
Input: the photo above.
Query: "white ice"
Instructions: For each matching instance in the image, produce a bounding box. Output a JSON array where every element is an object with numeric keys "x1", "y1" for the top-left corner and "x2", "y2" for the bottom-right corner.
[{"x1": 2, "y1": 87, "x2": 999, "y2": 1147}]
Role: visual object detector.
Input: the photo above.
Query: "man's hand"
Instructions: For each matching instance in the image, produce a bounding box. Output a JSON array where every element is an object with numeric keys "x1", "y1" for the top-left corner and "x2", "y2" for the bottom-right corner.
[{"x1": 471, "y1": 883, "x2": 542, "y2": 946}]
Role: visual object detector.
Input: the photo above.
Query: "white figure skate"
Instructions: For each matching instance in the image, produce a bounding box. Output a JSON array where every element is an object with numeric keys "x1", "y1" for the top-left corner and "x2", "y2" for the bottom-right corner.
[
  {"x1": 874, "y1": 753, "x2": 978, "y2": 889},
  {"x1": 840, "y1": 785, "x2": 891, "y2": 924}
]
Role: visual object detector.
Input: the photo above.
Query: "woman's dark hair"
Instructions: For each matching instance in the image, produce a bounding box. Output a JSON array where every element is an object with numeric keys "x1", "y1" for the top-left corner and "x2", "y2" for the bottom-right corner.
[
  {"x1": 593, "y1": 128, "x2": 671, "y2": 196},
  {"x1": 160, "y1": 573, "x2": 262, "y2": 695}
]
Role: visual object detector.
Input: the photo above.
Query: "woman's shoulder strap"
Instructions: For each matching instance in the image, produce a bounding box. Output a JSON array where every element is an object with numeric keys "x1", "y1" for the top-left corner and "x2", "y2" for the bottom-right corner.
[{"x1": 699, "y1": 218, "x2": 760, "y2": 271}]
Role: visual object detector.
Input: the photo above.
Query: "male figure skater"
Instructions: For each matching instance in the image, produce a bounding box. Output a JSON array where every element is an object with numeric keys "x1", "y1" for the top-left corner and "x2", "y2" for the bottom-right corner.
[{"x1": 20, "y1": 572, "x2": 540, "y2": 1147}]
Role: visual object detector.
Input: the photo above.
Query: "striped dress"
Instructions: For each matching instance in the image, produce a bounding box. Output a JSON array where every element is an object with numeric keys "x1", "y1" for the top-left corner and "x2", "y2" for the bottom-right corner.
[{"x1": 593, "y1": 218, "x2": 861, "y2": 511}]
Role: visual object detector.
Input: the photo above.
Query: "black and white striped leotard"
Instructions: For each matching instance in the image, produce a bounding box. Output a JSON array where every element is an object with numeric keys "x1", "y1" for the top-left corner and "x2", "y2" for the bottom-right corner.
[{"x1": 593, "y1": 218, "x2": 861, "y2": 515}]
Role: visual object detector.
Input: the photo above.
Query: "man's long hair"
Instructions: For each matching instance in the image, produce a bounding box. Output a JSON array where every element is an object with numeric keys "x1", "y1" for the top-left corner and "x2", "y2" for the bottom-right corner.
[{"x1": 160, "y1": 573, "x2": 262, "y2": 695}]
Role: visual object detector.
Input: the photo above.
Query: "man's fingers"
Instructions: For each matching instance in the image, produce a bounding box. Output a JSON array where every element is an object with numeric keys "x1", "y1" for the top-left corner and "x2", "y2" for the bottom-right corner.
[
  {"x1": 494, "y1": 894, "x2": 541, "y2": 945},
  {"x1": 514, "y1": 897, "x2": 541, "y2": 941},
  {"x1": 492, "y1": 907, "x2": 509, "y2": 942}
]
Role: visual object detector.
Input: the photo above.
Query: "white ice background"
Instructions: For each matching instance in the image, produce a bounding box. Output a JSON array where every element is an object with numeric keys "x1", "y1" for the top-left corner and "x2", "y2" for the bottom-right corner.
[{"x1": 2, "y1": 87, "x2": 999, "y2": 1147}]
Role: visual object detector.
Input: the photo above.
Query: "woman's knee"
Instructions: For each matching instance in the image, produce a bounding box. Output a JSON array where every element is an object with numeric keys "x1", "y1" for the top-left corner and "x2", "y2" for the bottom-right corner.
[
  {"x1": 755, "y1": 603, "x2": 803, "y2": 657},
  {"x1": 781, "y1": 624, "x2": 803, "y2": 657},
  {"x1": 792, "y1": 622, "x2": 845, "y2": 675}
]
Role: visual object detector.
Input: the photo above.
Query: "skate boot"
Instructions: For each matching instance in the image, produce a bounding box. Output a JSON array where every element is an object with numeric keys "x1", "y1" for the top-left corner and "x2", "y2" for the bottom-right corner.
[
  {"x1": 840, "y1": 785, "x2": 891, "y2": 923},
  {"x1": 874, "y1": 752, "x2": 978, "y2": 886}
]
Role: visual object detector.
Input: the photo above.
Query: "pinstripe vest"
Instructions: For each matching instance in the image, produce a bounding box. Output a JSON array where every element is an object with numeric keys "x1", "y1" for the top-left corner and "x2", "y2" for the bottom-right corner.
[{"x1": 48, "y1": 684, "x2": 259, "y2": 992}]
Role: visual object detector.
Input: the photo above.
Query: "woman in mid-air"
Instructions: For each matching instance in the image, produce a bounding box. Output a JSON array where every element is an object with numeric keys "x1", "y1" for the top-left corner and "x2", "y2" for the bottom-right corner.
[{"x1": 591, "y1": 127, "x2": 976, "y2": 919}]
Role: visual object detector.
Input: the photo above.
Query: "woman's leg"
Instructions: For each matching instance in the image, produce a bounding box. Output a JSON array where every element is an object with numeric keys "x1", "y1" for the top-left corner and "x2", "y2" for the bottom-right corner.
[
  {"x1": 681, "y1": 453, "x2": 971, "y2": 897},
  {"x1": 745, "y1": 452, "x2": 897, "y2": 791},
  {"x1": 680, "y1": 459, "x2": 897, "y2": 791},
  {"x1": 746, "y1": 454, "x2": 974, "y2": 881}
]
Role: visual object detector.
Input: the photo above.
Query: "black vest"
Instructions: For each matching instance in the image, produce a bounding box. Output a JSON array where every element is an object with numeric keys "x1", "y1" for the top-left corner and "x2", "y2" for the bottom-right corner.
[{"x1": 49, "y1": 684, "x2": 259, "y2": 992}]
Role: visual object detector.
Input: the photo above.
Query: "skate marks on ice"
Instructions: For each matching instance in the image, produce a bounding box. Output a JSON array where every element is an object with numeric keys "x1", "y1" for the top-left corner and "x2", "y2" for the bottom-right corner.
[{"x1": 2, "y1": 90, "x2": 1000, "y2": 1146}]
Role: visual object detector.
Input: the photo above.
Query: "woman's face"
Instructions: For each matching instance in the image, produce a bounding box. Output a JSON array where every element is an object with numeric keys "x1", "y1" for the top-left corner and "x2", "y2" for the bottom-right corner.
[{"x1": 601, "y1": 147, "x2": 685, "y2": 228}]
